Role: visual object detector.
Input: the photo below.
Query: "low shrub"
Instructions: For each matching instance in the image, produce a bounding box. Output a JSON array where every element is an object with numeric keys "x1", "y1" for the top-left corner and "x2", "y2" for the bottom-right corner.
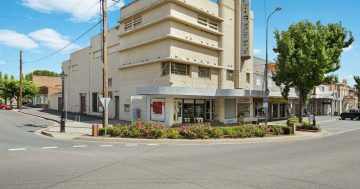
[
  {"x1": 97, "y1": 121, "x2": 295, "y2": 139},
  {"x1": 287, "y1": 116, "x2": 310, "y2": 126},
  {"x1": 209, "y1": 128, "x2": 223, "y2": 139},
  {"x1": 99, "y1": 128, "x2": 105, "y2": 136},
  {"x1": 166, "y1": 129, "x2": 181, "y2": 139},
  {"x1": 270, "y1": 125, "x2": 284, "y2": 135},
  {"x1": 282, "y1": 126, "x2": 293, "y2": 135}
]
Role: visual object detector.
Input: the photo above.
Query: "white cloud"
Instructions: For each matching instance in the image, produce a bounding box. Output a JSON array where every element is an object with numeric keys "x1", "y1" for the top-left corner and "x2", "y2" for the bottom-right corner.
[
  {"x1": 254, "y1": 48, "x2": 262, "y2": 55},
  {"x1": 28, "y1": 28, "x2": 80, "y2": 51},
  {"x1": 21, "y1": 0, "x2": 125, "y2": 22},
  {"x1": 343, "y1": 45, "x2": 353, "y2": 52},
  {"x1": 0, "y1": 29, "x2": 38, "y2": 49},
  {"x1": 0, "y1": 60, "x2": 6, "y2": 65}
]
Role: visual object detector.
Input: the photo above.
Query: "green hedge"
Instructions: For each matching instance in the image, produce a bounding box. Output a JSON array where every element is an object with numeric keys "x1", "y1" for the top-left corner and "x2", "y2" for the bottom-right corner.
[
  {"x1": 287, "y1": 116, "x2": 309, "y2": 126},
  {"x1": 98, "y1": 121, "x2": 293, "y2": 139}
]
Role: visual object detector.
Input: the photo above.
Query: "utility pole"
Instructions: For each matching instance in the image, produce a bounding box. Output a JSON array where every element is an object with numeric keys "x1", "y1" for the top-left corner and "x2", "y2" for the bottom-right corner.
[
  {"x1": 19, "y1": 50, "x2": 23, "y2": 111},
  {"x1": 60, "y1": 71, "x2": 67, "y2": 133},
  {"x1": 102, "y1": 0, "x2": 109, "y2": 128}
]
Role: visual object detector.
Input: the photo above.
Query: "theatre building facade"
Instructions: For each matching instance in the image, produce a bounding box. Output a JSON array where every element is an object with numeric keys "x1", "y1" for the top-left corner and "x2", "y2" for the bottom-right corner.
[{"x1": 59, "y1": 0, "x2": 299, "y2": 126}]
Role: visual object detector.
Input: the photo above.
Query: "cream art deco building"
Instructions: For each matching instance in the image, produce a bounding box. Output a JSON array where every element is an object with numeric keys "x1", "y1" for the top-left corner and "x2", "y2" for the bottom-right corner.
[{"x1": 57, "y1": 0, "x2": 292, "y2": 126}]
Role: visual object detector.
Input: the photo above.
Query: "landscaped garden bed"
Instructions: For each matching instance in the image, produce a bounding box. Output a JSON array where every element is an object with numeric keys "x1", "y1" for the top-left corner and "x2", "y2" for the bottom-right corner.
[
  {"x1": 98, "y1": 121, "x2": 293, "y2": 139},
  {"x1": 287, "y1": 116, "x2": 321, "y2": 132}
]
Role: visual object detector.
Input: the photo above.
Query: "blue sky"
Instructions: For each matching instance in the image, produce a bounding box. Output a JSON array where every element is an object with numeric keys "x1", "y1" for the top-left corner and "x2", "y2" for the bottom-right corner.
[{"x1": 0, "y1": 0, "x2": 359, "y2": 86}]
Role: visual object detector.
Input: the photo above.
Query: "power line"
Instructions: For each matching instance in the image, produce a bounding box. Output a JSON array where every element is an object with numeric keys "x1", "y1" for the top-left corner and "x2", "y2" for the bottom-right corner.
[{"x1": 24, "y1": 20, "x2": 102, "y2": 64}]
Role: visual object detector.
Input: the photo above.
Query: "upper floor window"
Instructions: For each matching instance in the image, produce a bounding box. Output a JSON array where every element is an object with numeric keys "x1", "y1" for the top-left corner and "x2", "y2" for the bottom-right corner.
[
  {"x1": 162, "y1": 62, "x2": 190, "y2": 76},
  {"x1": 124, "y1": 20, "x2": 133, "y2": 31},
  {"x1": 246, "y1": 73, "x2": 251, "y2": 84},
  {"x1": 226, "y1": 70, "x2": 234, "y2": 81},
  {"x1": 198, "y1": 67, "x2": 210, "y2": 79},
  {"x1": 197, "y1": 15, "x2": 208, "y2": 26},
  {"x1": 124, "y1": 16, "x2": 142, "y2": 31},
  {"x1": 197, "y1": 15, "x2": 219, "y2": 31},
  {"x1": 108, "y1": 78, "x2": 112, "y2": 87},
  {"x1": 133, "y1": 16, "x2": 142, "y2": 27},
  {"x1": 208, "y1": 19, "x2": 219, "y2": 30}
]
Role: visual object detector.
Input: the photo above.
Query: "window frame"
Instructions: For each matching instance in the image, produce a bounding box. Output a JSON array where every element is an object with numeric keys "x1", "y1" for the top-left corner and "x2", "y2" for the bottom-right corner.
[
  {"x1": 226, "y1": 70, "x2": 234, "y2": 81},
  {"x1": 162, "y1": 62, "x2": 190, "y2": 76},
  {"x1": 198, "y1": 66, "x2": 210, "y2": 79}
]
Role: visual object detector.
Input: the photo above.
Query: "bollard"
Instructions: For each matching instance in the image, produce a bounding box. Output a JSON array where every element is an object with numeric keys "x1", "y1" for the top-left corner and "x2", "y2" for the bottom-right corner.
[
  {"x1": 292, "y1": 123, "x2": 296, "y2": 135},
  {"x1": 92, "y1": 124, "x2": 99, "y2": 137},
  {"x1": 91, "y1": 124, "x2": 95, "y2": 136},
  {"x1": 96, "y1": 124, "x2": 99, "y2": 137}
]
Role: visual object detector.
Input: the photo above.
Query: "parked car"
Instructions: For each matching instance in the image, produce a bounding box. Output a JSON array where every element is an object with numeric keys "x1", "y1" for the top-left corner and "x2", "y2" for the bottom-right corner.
[
  {"x1": 0, "y1": 103, "x2": 12, "y2": 110},
  {"x1": 340, "y1": 110, "x2": 360, "y2": 120}
]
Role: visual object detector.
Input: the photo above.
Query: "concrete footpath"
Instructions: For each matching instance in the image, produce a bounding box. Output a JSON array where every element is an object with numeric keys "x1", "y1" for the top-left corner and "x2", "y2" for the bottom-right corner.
[{"x1": 17, "y1": 108, "x2": 337, "y2": 143}]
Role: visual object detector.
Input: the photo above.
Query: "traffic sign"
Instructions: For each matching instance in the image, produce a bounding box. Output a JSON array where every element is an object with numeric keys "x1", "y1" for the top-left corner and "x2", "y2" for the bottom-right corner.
[{"x1": 100, "y1": 97, "x2": 111, "y2": 109}]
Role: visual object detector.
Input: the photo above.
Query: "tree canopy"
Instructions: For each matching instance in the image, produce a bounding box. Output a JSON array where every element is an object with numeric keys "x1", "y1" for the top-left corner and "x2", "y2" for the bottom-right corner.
[
  {"x1": 0, "y1": 74, "x2": 38, "y2": 106},
  {"x1": 354, "y1": 76, "x2": 360, "y2": 101},
  {"x1": 272, "y1": 20, "x2": 354, "y2": 122},
  {"x1": 25, "y1": 70, "x2": 60, "y2": 81}
]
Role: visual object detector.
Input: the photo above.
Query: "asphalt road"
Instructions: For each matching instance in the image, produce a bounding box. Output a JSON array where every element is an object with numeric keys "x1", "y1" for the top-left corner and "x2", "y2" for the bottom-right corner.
[{"x1": 1, "y1": 110, "x2": 360, "y2": 189}]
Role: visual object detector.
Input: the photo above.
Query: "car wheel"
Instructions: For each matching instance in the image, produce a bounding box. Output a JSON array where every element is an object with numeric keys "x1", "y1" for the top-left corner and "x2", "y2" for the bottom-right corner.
[
  {"x1": 351, "y1": 117, "x2": 354, "y2": 120},
  {"x1": 2, "y1": 107, "x2": 5, "y2": 110},
  {"x1": 357, "y1": 116, "x2": 360, "y2": 121},
  {"x1": 341, "y1": 116, "x2": 345, "y2": 120}
]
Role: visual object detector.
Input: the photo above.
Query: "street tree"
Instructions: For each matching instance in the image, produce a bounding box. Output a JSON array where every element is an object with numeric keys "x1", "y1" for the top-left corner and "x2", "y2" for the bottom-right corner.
[
  {"x1": 354, "y1": 76, "x2": 360, "y2": 102},
  {"x1": 1, "y1": 79, "x2": 18, "y2": 106},
  {"x1": 272, "y1": 20, "x2": 354, "y2": 122}
]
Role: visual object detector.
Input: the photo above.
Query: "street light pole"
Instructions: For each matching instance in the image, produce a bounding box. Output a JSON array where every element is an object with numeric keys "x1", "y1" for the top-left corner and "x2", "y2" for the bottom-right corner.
[
  {"x1": 60, "y1": 71, "x2": 68, "y2": 133},
  {"x1": 264, "y1": 7, "x2": 281, "y2": 125}
]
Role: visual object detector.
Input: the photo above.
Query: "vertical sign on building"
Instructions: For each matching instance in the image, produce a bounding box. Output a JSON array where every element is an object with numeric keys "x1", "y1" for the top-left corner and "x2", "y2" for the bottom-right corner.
[{"x1": 241, "y1": 0, "x2": 251, "y2": 59}]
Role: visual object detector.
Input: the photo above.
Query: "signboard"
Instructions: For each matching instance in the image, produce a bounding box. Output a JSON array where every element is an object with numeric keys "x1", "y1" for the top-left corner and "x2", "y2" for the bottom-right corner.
[
  {"x1": 263, "y1": 102, "x2": 269, "y2": 108},
  {"x1": 241, "y1": 0, "x2": 251, "y2": 59},
  {"x1": 150, "y1": 99, "x2": 165, "y2": 121},
  {"x1": 99, "y1": 97, "x2": 111, "y2": 109},
  {"x1": 267, "y1": 64, "x2": 277, "y2": 72}
]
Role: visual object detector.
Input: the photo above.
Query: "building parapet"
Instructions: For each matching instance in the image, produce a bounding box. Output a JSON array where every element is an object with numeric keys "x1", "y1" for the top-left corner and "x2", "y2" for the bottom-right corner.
[{"x1": 137, "y1": 86, "x2": 298, "y2": 98}]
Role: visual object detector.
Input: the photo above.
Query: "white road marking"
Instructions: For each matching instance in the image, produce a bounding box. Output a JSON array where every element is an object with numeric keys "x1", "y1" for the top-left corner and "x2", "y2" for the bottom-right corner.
[
  {"x1": 8, "y1": 148, "x2": 26, "y2": 151},
  {"x1": 333, "y1": 128, "x2": 360, "y2": 135},
  {"x1": 42, "y1": 146, "x2": 58, "y2": 149},
  {"x1": 100, "y1": 144, "x2": 113, "y2": 147},
  {"x1": 73, "y1": 145, "x2": 87, "y2": 148},
  {"x1": 147, "y1": 143, "x2": 159, "y2": 146},
  {"x1": 125, "y1": 144, "x2": 138, "y2": 147}
]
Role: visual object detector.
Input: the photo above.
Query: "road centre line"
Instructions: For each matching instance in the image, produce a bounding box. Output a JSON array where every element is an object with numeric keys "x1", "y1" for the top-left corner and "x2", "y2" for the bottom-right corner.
[
  {"x1": 100, "y1": 144, "x2": 113, "y2": 147},
  {"x1": 42, "y1": 146, "x2": 58, "y2": 149},
  {"x1": 125, "y1": 144, "x2": 138, "y2": 147},
  {"x1": 8, "y1": 148, "x2": 27, "y2": 151},
  {"x1": 73, "y1": 145, "x2": 87, "y2": 148}
]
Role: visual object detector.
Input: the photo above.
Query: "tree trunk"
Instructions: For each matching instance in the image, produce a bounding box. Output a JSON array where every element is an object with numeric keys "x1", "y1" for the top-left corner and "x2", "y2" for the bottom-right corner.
[
  {"x1": 16, "y1": 97, "x2": 19, "y2": 109},
  {"x1": 299, "y1": 93, "x2": 303, "y2": 123}
]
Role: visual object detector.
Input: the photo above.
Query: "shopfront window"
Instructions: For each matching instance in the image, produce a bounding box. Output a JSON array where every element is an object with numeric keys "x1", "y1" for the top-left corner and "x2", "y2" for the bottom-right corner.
[
  {"x1": 280, "y1": 104, "x2": 286, "y2": 117},
  {"x1": 272, "y1": 104, "x2": 279, "y2": 118},
  {"x1": 194, "y1": 100, "x2": 205, "y2": 119},
  {"x1": 183, "y1": 100, "x2": 194, "y2": 123},
  {"x1": 177, "y1": 99, "x2": 214, "y2": 124}
]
